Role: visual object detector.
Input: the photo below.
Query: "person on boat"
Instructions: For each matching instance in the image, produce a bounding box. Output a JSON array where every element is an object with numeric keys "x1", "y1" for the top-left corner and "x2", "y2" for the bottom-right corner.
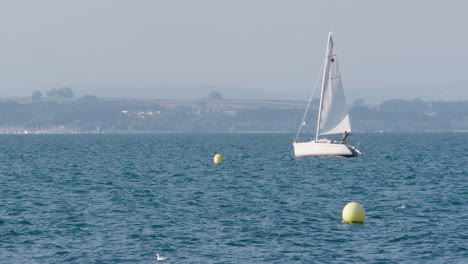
[{"x1": 342, "y1": 131, "x2": 349, "y2": 144}]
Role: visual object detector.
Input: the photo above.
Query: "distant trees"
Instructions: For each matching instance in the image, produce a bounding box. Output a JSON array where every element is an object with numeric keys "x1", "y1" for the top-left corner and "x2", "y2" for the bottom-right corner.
[
  {"x1": 1, "y1": 96, "x2": 467, "y2": 133},
  {"x1": 352, "y1": 98, "x2": 366, "y2": 107},
  {"x1": 207, "y1": 91, "x2": 223, "y2": 100},
  {"x1": 32, "y1": 90, "x2": 42, "y2": 101},
  {"x1": 47, "y1": 87, "x2": 74, "y2": 98}
]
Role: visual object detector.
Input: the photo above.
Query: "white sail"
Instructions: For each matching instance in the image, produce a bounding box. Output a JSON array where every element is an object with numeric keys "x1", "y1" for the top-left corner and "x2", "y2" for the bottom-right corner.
[
  {"x1": 293, "y1": 32, "x2": 360, "y2": 157},
  {"x1": 317, "y1": 34, "x2": 352, "y2": 136}
]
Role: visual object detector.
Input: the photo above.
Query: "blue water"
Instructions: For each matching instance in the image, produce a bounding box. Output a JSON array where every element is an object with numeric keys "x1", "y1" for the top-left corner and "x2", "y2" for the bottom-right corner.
[{"x1": 0, "y1": 133, "x2": 466, "y2": 263}]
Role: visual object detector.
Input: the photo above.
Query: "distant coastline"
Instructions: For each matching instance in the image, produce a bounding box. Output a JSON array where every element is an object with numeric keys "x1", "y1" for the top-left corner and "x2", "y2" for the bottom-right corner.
[{"x1": 0, "y1": 96, "x2": 467, "y2": 134}]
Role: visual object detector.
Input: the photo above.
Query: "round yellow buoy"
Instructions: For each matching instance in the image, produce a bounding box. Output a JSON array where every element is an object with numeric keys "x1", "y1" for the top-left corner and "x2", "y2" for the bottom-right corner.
[
  {"x1": 213, "y1": 154, "x2": 224, "y2": 164},
  {"x1": 342, "y1": 202, "x2": 366, "y2": 224}
]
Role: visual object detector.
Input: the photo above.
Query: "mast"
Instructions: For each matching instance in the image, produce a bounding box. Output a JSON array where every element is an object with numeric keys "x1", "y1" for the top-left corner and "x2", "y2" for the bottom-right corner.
[{"x1": 315, "y1": 32, "x2": 332, "y2": 141}]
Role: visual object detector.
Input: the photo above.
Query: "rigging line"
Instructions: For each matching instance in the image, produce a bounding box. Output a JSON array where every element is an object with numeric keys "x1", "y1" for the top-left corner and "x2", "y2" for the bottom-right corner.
[
  {"x1": 303, "y1": 123, "x2": 315, "y2": 134},
  {"x1": 295, "y1": 58, "x2": 325, "y2": 140}
]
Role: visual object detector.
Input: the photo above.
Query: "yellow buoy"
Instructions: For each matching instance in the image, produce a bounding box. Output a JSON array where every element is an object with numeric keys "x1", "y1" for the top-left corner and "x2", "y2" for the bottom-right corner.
[
  {"x1": 213, "y1": 154, "x2": 224, "y2": 164},
  {"x1": 342, "y1": 202, "x2": 366, "y2": 223}
]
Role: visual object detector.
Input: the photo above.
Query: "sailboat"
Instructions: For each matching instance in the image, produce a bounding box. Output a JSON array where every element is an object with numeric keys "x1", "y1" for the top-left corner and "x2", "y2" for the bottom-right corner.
[{"x1": 293, "y1": 32, "x2": 361, "y2": 157}]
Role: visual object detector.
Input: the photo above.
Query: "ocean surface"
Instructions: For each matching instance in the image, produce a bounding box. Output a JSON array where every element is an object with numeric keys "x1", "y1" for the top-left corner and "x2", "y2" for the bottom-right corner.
[{"x1": 0, "y1": 133, "x2": 466, "y2": 263}]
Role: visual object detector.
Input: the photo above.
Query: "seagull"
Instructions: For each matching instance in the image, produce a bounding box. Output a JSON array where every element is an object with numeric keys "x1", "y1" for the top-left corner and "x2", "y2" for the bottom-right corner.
[{"x1": 156, "y1": 253, "x2": 169, "y2": 261}]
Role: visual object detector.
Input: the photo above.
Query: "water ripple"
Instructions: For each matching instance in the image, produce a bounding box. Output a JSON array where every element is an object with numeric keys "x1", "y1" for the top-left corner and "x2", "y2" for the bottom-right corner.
[{"x1": 0, "y1": 133, "x2": 466, "y2": 263}]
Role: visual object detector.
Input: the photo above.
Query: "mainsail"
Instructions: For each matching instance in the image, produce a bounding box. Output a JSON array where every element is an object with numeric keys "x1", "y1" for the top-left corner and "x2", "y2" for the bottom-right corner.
[
  {"x1": 293, "y1": 32, "x2": 361, "y2": 157},
  {"x1": 317, "y1": 34, "x2": 352, "y2": 136}
]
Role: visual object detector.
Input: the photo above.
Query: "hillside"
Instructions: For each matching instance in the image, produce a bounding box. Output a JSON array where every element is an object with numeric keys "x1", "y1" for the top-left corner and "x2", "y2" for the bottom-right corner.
[{"x1": 0, "y1": 97, "x2": 466, "y2": 134}]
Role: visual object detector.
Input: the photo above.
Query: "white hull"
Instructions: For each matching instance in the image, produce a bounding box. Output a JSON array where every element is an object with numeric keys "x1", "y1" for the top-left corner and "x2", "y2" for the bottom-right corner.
[
  {"x1": 293, "y1": 140, "x2": 358, "y2": 157},
  {"x1": 294, "y1": 33, "x2": 361, "y2": 157}
]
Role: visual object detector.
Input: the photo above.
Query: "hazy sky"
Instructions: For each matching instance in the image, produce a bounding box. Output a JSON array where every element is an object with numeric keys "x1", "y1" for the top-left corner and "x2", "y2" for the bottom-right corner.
[{"x1": 1, "y1": 0, "x2": 467, "y2": 103}]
